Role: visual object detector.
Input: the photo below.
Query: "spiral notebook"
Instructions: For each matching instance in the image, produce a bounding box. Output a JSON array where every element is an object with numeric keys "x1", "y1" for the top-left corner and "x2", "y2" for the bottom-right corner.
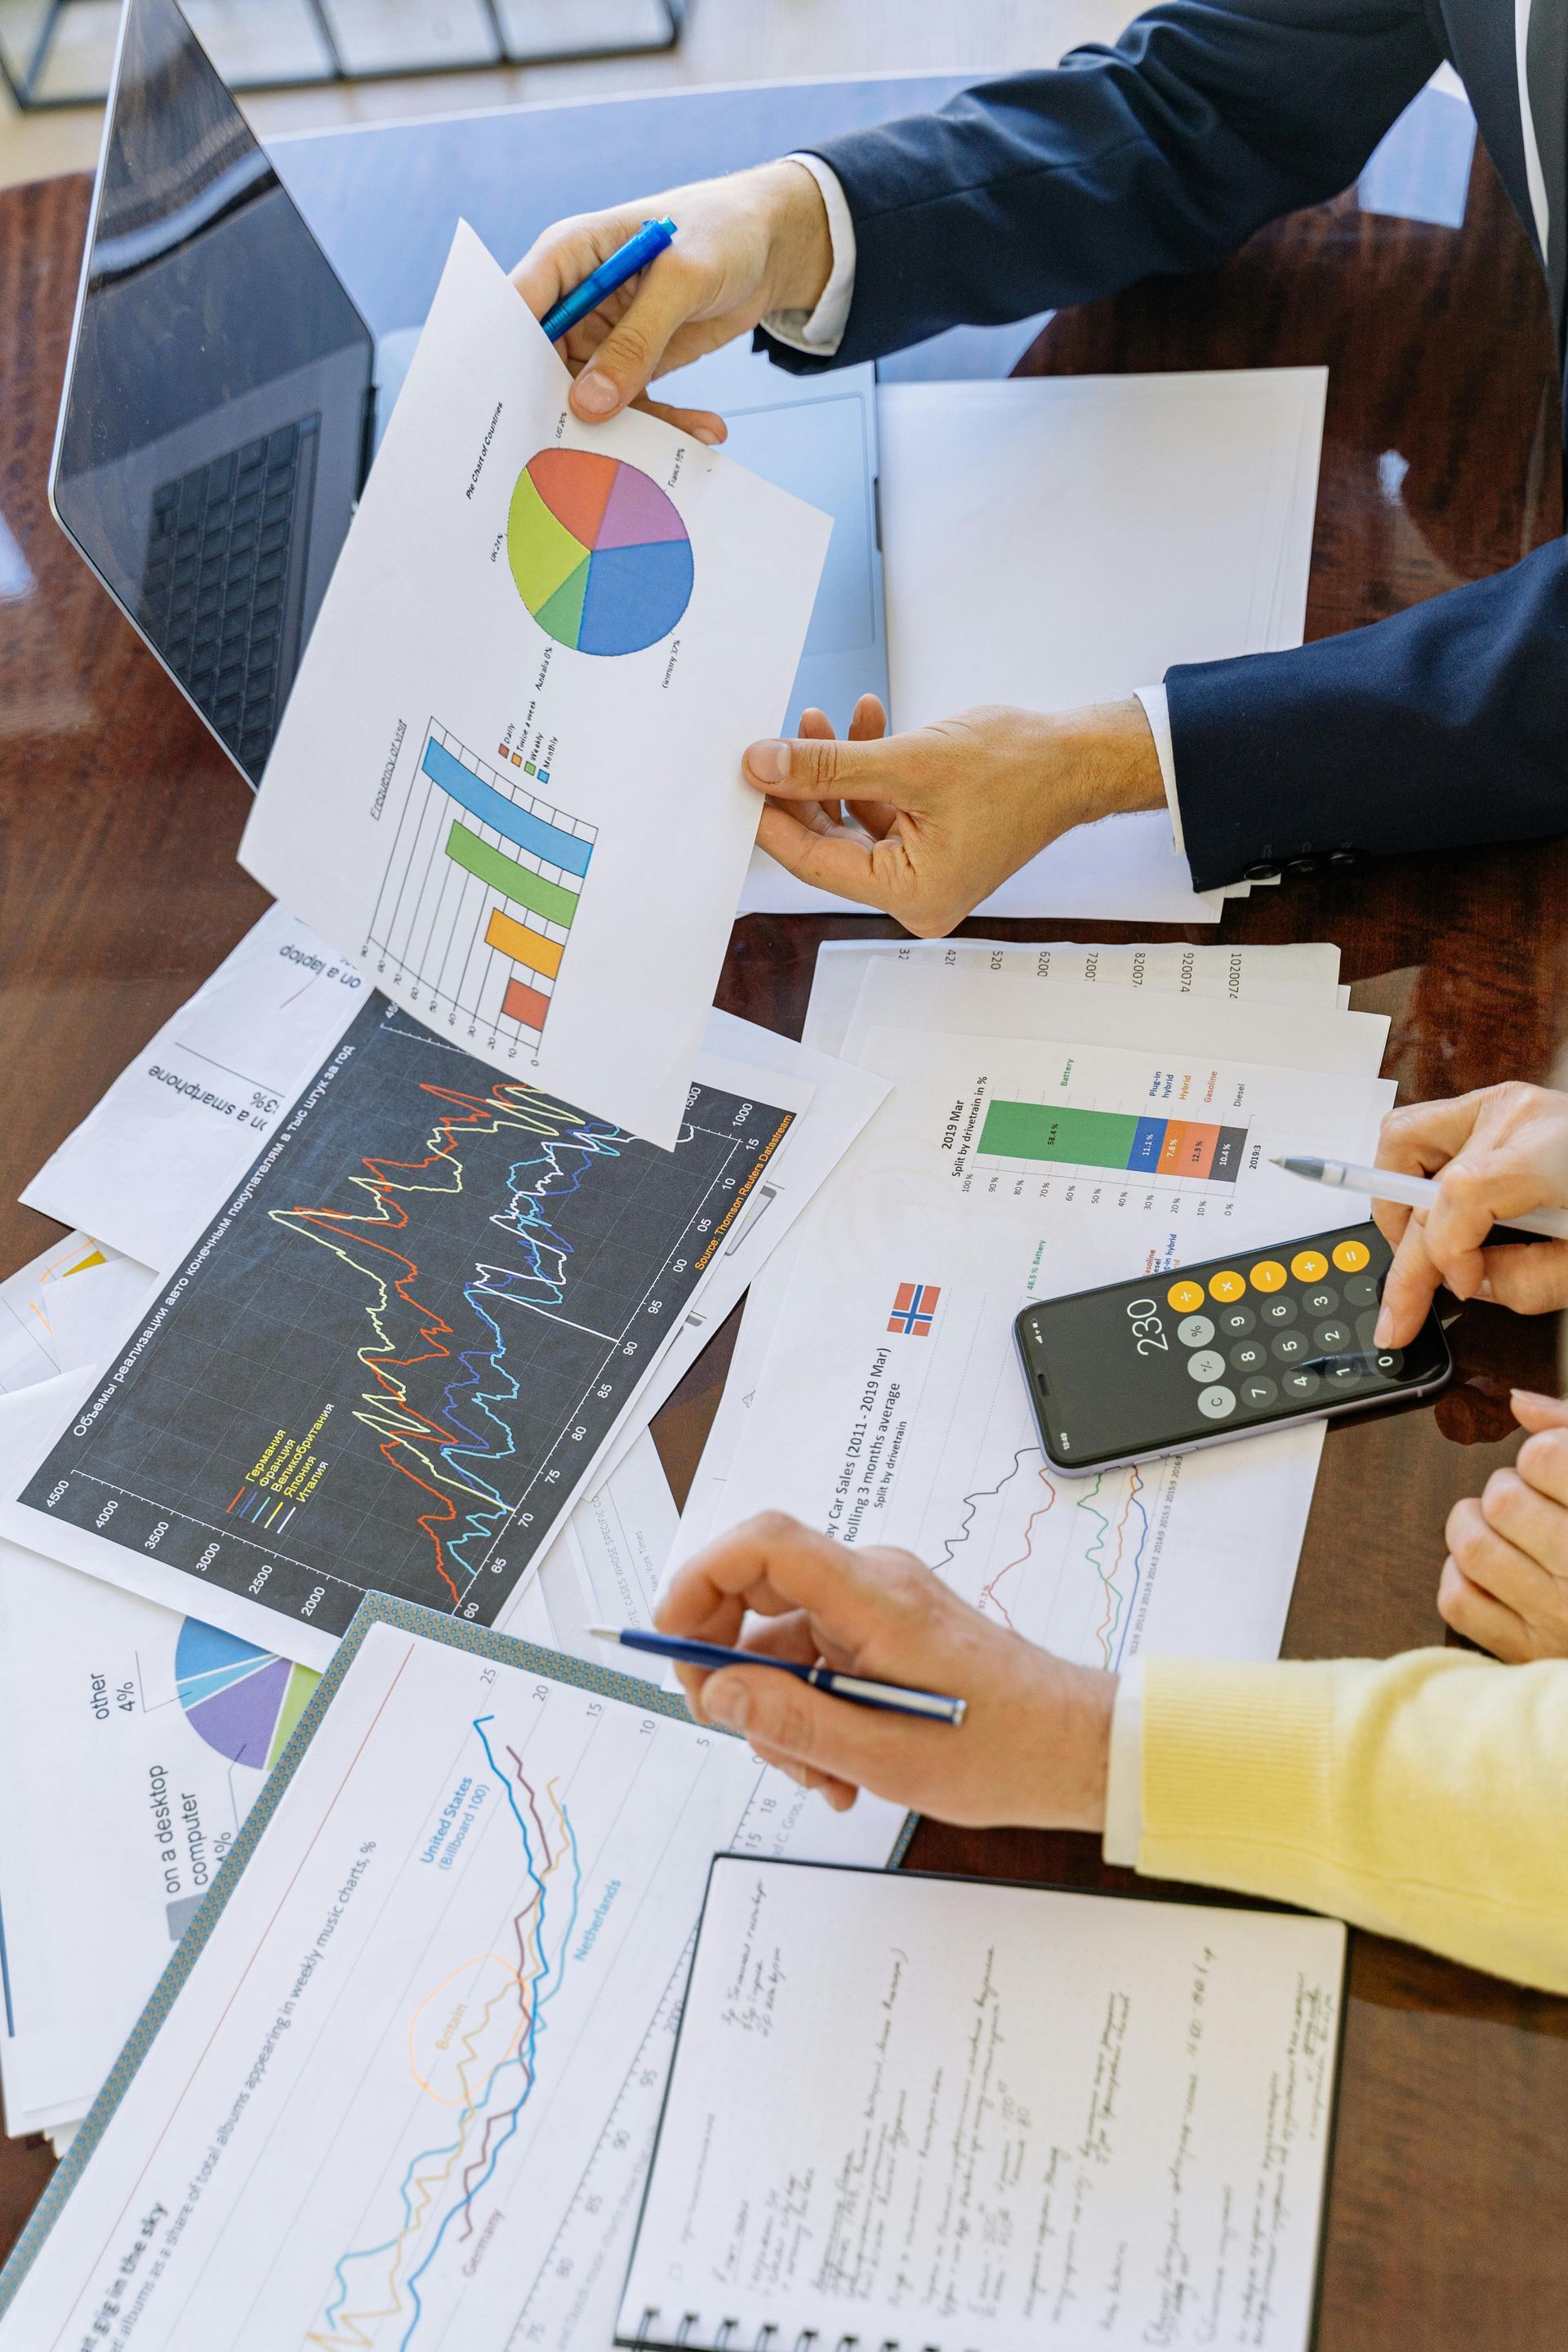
[{"x1": 617, "y1": 1857, "x2": 1347, "y2": 2352}]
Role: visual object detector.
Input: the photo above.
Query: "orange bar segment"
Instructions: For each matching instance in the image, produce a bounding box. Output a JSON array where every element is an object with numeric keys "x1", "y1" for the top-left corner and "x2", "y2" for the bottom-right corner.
[
  {"x1": 1156, "y1": 1120, "x2": 1192, "y2": 1176},
  {"x1": 502, "y1": 975, "x2": 552, "y2": 1032},
  {"x1": 486, "y1": 906, "x2": 564, "y2": 981}
]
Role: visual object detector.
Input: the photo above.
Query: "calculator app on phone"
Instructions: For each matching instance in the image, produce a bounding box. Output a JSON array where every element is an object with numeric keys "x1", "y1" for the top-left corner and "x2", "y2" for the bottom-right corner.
[{"x1": 1014, "y1": 1222, "x2": 1451, "y2": 1473}]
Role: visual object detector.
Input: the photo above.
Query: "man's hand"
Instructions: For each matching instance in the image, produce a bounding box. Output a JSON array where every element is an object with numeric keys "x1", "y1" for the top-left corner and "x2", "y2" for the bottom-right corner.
[
  {"x1": 510, "y1": 162, "x2": 833, "y2": 439},
  {"x1": 743, "y1": 696, "x2": 1166, "y2": 936},
  {"x1": 1373, "y1": 1084, "x2": 1568, "y2": 1346},
  {"x1": 1442, "y1": 1391, "x2": 1568, "y2": 1660},
  {"x1": 656, "y1": 1512, "x2": 1116, "y2": 1828}
]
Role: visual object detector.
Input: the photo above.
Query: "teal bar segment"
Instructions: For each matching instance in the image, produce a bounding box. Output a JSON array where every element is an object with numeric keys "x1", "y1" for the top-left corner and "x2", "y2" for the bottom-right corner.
[{"x1": 422, "y1": 737, "x2": 593, "y2": 878}]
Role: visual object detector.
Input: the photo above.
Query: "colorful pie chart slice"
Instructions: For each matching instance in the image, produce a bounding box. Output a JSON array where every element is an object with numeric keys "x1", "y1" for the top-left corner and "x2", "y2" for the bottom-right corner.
[
  {"x1": 509, "y1": 448, "x2": 693, "y2": 655},
  {"x1": 175, "y1": 1618, "x2": 319, "y2": 1773}
]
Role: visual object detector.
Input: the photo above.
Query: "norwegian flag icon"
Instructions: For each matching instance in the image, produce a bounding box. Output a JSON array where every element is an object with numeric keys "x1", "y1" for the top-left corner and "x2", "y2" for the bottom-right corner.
[{"x1": 888, "y1": 1281, "x2": 940, "y2": 1337}]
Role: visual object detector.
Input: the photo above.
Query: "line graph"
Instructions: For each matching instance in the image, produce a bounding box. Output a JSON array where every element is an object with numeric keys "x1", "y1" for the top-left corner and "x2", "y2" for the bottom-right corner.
[
  {"x1": 312, "y1": 1717, "x2": 581, "y2": 2350},
  {"x1": 915, "y1": 1318, "x2": 1165, "y2": 1673},
  {"x1": 21, "y1": 998, "x2": 793, "y2": 1643}
]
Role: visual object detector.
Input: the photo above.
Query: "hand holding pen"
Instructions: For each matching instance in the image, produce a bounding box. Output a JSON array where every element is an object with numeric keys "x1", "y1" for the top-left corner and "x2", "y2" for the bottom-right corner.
[
  {"x1": 649, "y1": 1514, "x2": 1116, "y2": 1829},
  {"x1": 1286, "y1": 1085, "x2": 1568, "y2": 1347}
]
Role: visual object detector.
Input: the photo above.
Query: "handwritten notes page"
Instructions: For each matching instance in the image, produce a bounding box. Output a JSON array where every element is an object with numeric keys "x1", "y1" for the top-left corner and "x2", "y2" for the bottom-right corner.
[{"x1": 619, "y1": 1860, "x2": 1344, "y2": 2352}]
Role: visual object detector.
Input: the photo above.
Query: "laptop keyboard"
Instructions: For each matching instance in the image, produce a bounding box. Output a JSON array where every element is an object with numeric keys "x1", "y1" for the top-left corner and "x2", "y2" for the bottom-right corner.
[{"x1": 139, "y1": 415, "x2": 318, "y2": 774}]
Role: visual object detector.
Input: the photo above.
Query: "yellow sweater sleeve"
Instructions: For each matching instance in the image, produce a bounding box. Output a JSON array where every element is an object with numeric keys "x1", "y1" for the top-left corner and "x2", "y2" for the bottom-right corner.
[{"x1": 1138, "y1": 1649, "x2": 1568, "y2": 1993}]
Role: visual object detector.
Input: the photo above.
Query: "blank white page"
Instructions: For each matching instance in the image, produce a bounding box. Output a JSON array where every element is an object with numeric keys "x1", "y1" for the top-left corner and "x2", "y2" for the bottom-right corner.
[{"x1": 620, "y1": 1857, "x2": 1344, "y2": 2352}]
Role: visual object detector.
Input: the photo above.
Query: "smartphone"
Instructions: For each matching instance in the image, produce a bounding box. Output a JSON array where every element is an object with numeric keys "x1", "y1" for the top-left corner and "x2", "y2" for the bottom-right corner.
[{"x1": 1013, "y1": 1220, "x2": 1451, "y2": 1473}]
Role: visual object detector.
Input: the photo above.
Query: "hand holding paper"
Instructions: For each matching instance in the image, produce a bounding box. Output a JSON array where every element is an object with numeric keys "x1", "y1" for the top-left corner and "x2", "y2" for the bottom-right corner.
[{"x1": 745, "y1": 693, "x2": 1165, "y2": 933}]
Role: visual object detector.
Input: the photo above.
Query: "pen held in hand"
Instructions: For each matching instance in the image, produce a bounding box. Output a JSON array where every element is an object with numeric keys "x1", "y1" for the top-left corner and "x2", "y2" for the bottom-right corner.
[
  {"x1": 1272, "y1": 1155, "x2": 1568, "y2": 1243},
  {"x1": 586, "y1": 1626, "x2": 968, "y2": 1726},
  {"x1": 540, "y1": 217, "x2": 678, "y2": 343}
]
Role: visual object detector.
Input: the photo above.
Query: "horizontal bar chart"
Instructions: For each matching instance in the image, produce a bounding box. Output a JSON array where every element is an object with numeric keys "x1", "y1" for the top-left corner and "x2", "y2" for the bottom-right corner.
[
  {"x1": 979, "y1": 1100, "x2": 1248, "y2": 1185},
  {"x1": 367, "y1": 721, "x2": 598, "y2": 1050}
]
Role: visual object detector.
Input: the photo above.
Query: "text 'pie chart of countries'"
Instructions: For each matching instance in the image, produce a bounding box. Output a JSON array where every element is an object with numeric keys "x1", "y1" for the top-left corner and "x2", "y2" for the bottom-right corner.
[{"x1": 509, "y1": 448, "x2": 693, "y2": 655}]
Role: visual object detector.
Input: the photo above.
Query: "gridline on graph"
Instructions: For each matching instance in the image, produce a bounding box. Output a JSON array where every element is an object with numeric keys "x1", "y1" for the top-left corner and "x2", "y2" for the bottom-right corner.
[{"x1": 367, "y1": 719, "x2": 599, "y2": 1053}]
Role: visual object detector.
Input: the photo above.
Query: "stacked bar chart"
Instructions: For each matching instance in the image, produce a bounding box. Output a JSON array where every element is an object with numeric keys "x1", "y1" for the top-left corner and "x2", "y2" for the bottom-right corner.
[
  {"x1": 366, "y1": 721, "x2": 596, "y2": 1049},
  {"x1": 979, "y1": 1100, "x2": 1250, "y2": 1184}
]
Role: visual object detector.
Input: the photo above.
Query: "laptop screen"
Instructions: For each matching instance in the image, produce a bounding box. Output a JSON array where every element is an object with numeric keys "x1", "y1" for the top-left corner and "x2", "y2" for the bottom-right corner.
[{"x1": 52, "y1": 0, "x2": 374, "y2": 782}]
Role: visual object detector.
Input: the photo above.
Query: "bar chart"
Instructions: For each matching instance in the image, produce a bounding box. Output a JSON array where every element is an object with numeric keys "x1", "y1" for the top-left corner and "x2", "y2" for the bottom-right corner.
[
  {"x1": 365, "y1": 722, "x2": 596, "y2": 1053},
  {"x1": 979, "y1": 1099, "x2": 1250, "y2": 1185}
]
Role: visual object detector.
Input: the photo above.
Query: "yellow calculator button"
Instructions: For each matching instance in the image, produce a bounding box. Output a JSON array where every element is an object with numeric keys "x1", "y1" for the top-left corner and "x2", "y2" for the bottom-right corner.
[
  {"x1": 1290, "y1": 1250, "x2": 1329, "y2": 1282},
  {"x1": 1208, "y1": 1270, "x2": 1246, "y2": 1303},
  {"x1": 1249, "y1": 1260, "x2": 1287, "y2": 1292},
  {"x1": 1333, "y1": 1237, "x2": 1372, "y2": 1272},
  {"x1": 1167, "y1": 1280, "x2": 1205, "y2": 1313}
]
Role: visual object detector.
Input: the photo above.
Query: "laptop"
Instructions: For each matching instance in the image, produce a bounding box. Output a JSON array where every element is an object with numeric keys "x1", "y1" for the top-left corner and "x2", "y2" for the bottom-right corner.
[{"x1": 51, "y1": 0, "x2": 889, "y2": 788}]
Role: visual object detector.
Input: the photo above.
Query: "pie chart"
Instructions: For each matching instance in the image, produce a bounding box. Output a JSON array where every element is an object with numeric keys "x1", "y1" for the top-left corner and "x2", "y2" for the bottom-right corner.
[
  {"x1": 508, "y1": 448, "x2": 693, "y2": 656},
  {"x1": 175, "y1": 1618, "x2": 318, "y2": 1774}
]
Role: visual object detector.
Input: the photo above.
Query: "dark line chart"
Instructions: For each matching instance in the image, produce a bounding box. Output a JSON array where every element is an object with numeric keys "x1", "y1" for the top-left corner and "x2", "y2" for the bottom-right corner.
[{"x1": 20, "y1": 998, "x2": 792, "y2": 1642}]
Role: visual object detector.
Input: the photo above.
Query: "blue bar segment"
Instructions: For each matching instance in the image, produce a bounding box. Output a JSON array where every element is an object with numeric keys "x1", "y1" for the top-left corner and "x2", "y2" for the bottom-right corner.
[
  {"x1": 422, "y1": 737, "x2": 593, "y2": 879},
  {"x1": 1129, "y1": 1117, "x2": 1167, "y2": 1173}
]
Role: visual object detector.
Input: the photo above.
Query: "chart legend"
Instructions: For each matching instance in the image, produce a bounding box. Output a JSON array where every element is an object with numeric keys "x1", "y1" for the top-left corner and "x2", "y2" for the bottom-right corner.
[
  {"x1": 509, "y1": 448, "x2": 693, "y2": 656},
  {"x1": 367, "y1": 721, "x2": 596, "y2": 1052},
  {"x1": 979, "y1": 1100, "x2": 1250, "y2": 1185}
]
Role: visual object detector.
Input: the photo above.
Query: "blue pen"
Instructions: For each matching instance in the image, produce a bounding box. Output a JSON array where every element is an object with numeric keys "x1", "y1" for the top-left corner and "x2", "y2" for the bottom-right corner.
[
  {"x1": 540, "y1": 216, "x2": 678, "y2": 343},
  {"x1": 586, "y1": 1626, "x2": 967, "y2": 1726}
]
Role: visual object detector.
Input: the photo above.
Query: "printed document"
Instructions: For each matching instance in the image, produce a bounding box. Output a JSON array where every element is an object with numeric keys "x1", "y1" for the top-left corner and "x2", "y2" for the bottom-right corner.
[{"x1": 239, "y1": 222, "x2": 830, "y2": 1147}]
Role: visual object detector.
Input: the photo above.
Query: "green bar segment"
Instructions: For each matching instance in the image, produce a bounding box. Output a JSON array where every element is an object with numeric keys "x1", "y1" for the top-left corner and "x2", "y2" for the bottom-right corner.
[
  {"x1": 444, "y1": 822, "x2": 581, "y2": 929},
  {"x1": 979, "y1": 1100, "x2": 1142, "y2": 1169}
]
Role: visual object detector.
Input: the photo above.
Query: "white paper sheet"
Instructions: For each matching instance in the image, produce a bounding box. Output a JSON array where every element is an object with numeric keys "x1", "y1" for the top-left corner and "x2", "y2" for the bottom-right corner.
[
  {"x1": 740, "y1": 367, "x2": 1325, "y2": 921},
  {"x1": 841, "y1": 960, "x2": 1388, "y2": 1079},
  {"x1": 677, "y1": 1019, "x2": 1392, "y2": 1668},
  {"x1": 20, "y1": 906, "x2": 371, "y2": 1272},
  {"x1": 239, "y1": 222, "x2": 829, "y2": 1148},
  {"x1": 804, "y1": 936, "x2": 1344, "y2": 1058},
  {"x1": 0, "y1": 1381, "x2": 322, "y2": 2136},
  {"x1": 0, "y1": 1622, "x2": 902, "y2": 2350},
  {"x1": 621, "y1": 1859, "x2": 1343, "y2": 2352},
  {"x1": 0, "y1": 1236, "x2": 154, "y2": 1399}
]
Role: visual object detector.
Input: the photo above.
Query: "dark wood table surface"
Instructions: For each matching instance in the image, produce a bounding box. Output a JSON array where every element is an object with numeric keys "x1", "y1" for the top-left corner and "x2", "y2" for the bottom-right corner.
[{"x1": 3, "y1": 142, "x2": 1567, "y2": 2345}]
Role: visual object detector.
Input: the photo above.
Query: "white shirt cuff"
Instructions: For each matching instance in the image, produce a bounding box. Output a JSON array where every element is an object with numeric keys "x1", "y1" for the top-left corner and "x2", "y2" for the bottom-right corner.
[
  {"x1": 1134, "y1": 683, "x2": 1183, "y2": 856},
  {"x1": 1101, "y1": 1659, "x2": 1143, "y2": 1868},
  {"x1": 760, "y1": 154, "x2": 857, "y2": 355}
]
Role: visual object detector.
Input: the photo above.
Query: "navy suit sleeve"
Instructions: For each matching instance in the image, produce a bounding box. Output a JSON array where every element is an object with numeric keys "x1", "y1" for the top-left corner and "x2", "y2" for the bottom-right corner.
[
  {"x1": 1165, "y1": 541, "x2": 1568, "y2": 888},
  {"x1": 760, "y1": 0, "x2": 1442, "y2": 370}
]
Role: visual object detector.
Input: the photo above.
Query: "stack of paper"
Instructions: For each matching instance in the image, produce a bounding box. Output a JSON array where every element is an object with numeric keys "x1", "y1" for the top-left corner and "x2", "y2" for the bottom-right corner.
[
  {"x1": 741, "y1": 366, "x2": 1325, "y2": 921},
  {"x1": 677, "y1": 937, "x2": 1389, "y2": 1674},
  {"x1": 0, "y1": 906, "x2": 897, "y2": 2145}
]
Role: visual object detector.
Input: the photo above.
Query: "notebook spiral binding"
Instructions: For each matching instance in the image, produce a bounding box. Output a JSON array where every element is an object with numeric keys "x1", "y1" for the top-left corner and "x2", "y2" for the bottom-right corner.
[{"x1": 631, "y1": 2317, "x2": 929, "y2": 2352}]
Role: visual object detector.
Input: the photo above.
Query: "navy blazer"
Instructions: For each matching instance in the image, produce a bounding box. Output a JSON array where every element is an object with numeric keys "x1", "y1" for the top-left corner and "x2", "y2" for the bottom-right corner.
[{"x1": 764, "y1": 0, "x2": 1568, "y2": 891}]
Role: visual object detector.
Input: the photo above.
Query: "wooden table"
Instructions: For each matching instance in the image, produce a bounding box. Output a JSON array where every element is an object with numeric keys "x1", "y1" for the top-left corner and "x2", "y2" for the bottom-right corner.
[{"x1": 3, "y1": 136, "x2": 1567, "y2": 2346}]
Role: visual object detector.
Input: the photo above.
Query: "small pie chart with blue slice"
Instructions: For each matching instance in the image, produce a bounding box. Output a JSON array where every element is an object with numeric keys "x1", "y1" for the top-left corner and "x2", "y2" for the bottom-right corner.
[
  {"x1": 508, "y1": 447, "x2": 693, "y2": 655},
  {"x1": 175, "y1": 1618, "x2": 318, "y2": 1773}
]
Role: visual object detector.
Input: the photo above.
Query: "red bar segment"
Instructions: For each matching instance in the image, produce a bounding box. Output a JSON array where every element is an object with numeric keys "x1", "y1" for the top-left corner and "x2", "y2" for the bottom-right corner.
[{"x1": 503, "y1": 975, "x2": 552, "y2": 1033}]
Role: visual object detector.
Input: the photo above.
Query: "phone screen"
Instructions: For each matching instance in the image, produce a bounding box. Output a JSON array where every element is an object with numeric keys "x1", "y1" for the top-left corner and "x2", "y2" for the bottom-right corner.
[{"x1": 1014, "y1": 1221, "x2": 1450, "y2": 1471}]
